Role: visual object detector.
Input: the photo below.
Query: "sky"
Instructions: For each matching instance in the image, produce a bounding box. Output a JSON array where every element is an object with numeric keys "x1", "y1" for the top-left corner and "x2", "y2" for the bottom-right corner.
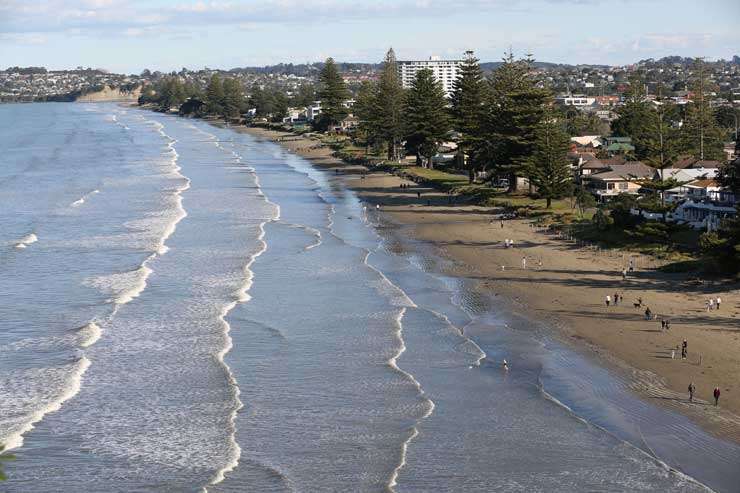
[{"x1": 1, "y1": 0, "x2": 739, "y2": 73}]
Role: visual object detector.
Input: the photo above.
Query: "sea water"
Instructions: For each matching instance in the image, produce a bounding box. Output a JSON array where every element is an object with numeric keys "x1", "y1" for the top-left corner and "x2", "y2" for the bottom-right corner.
[{"x1": 1, "y1": 103, "x2": 738, "y2": 492}]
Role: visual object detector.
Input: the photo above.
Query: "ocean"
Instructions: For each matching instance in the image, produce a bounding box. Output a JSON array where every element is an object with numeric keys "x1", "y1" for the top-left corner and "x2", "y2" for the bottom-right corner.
[{"x1": 1, "y1": 103, "x2": 738, "y2": 492}]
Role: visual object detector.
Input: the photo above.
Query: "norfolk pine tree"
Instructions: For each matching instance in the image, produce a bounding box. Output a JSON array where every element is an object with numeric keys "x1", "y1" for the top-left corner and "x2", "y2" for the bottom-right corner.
[
  {"x1": 484, "y1": 52, "x2": 550, "y2": 191},
  {"x1": 374, "y1": 48, "x2": 405, "y2": 161},
  {"x1": 403, "y1": 69, "x2": 450, "y2": 168},
  {"x1": 316, "y1": 57, "x2": 350, "y2": 132},
  {"x1": 450, "y1": 50, "x2": 487, "y2": 183},
  {"x1": 221, "y1": 77, "x2": 243, "y2": 120},
  {"x1": 681, "y1": 59, "x2": 725, "y2": 161},
  {"x1": 205, "y1": 74, "x2": 224, "y2": 117},
  {"x1": 528, "y1": 110, "x2": 573, "y2": 208}
]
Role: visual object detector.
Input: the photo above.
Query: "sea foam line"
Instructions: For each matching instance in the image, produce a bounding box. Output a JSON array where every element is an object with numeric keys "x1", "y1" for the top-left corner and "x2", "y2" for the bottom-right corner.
[
  {"x1": 199, "y1": 124, "x2": 280, "y2": 490},
  {"x1": 2, "y1": 356, "x2": 91, "y2": 451}
]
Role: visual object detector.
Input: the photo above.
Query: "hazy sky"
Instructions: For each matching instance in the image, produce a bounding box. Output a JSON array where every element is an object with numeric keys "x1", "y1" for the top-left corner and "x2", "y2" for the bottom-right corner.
[{"x1": 1, "y1": 0, "x2": 739, "y2": 73}]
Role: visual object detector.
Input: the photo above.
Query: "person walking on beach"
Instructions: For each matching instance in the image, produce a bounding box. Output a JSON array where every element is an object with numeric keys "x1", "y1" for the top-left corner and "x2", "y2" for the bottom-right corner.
[
  {"x1": 716, "y1": 297, "x2": 721, "y2": 310},
  {"x1": 500, "y1": 219, "x2": 504, "y2": 229},
  {"x1": 417, "y1": 191, "x2": 421, "y2": 199},
  {"x1": 708, "y1": 298, "x2": 714, "y2": 311},
  {"x1": 682, "y1": 339, "x2": 688, "y2": 359},
  {"x1": 605, "y1": 295, "x2": 611, "y2": 307},
  {"x1": 613, "y1": 292, "x2": 619, "y2": 306},
  {"x1": 688, "y1": 382, "x2": 696, "y2": 402},
  {"x1": 521, "y1": 256, "x2": 527, "y2": 270},
  {"x1": 629, "y1": 258, "x2": 635, "y2": 272},
  {"x1": 622, "y1": 268, "x2": 627, "y2": 280},
  {"x1": 714, "y1": 387, "x2": 721, "y2": 406}
]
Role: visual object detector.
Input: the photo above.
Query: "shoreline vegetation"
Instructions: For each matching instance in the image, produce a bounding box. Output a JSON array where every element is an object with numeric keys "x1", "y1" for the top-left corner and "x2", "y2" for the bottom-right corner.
[{"x1": 129, "y1": 49, "x2": 739, "y2": 446}]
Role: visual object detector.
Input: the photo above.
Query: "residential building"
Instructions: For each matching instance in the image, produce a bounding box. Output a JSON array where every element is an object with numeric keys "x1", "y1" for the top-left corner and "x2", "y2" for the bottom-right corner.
[
  {"x1": 586, "y1": 162, "x2": 653, "y2": 200},
  {"x1": 397, "y1": 56, "x2": 463, "y2": 97}
]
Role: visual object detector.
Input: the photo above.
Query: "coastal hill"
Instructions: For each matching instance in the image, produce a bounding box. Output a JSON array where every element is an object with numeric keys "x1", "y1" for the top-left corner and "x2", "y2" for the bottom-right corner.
[{"x1": 75, "y1": 85, "x2": 141, "y2": 103}]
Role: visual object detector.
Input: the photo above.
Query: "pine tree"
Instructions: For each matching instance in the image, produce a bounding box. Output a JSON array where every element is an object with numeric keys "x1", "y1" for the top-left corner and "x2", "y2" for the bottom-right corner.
[
  {"x1": 316, "y1": 57, "x2": 350, "y2": 131},
  {"x1": 681, "y1": 59, "x2": 725, "y2": 161},
  {"x1": 450, "y1": 50, "x2": 487, "y2": 182},
  {"x1": 374, "y1": 48, "x2": 405, "y2": 160},
  {"x1": 611, "y1": 74, "x2": 653, "y2": 159},
  {"x1": 483, "y1": 52, "x2": 550, "y2": 191},
  {"x1": 403, "y1": 69, "x2": 450, "y2": 168},
  {"x1": 528, "y1": 111, "x2": 573, "y2": 208},
  {"x1": 205, "y1": 74, "x2": 224, "y2": 116},
  {"x1": 221, "y1": 77, "x2": 243, "y2": 120},
  {"x1": 353, "y1": 80, "x2": 381, "y2": 152},
  {"x1": 636, "y1": 105, "x2": 682, "y2": 219}
]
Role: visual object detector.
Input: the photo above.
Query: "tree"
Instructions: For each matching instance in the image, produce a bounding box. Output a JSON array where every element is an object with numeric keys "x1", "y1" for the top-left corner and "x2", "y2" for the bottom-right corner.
[
  {"x1": 636, "y1": 105, "x2": 682, "y2": 219},
  {"x1": 575, "y1": 188, "x2": 597, "y2": 217},
  {"x1": 403, "y1": 69, "x2": 450, "y2": 168},
  {"x1": 611, "y1": 74, "x2": 653, "y2": 159},
  {"x1": 374, "y1": 48, "x2": 405, "y2": 160},
  {"x1": 450, "y1": 50, "x2": 487, "y2": 182},
  {"x1": 528, "y1": 112, "x2": 573, "y2": 208},
  {"x1": 353, "y1": 80, "x2": 381, "y2": 152},
  {"x1": 483, "y1": 52, "x2": 551, "y2": 191},
  {"x1": 205, "y1": 74, "x2": 224, "y2": 116},
  {"x1": 316, "y1": 57, "x2": 350, "y2": 131},
  {"x1": 681, "y1": 59, "x2": 725, "y2": 161},
  {"x1": 221, "y1": 77, "x2": 243, "y2": 120}
]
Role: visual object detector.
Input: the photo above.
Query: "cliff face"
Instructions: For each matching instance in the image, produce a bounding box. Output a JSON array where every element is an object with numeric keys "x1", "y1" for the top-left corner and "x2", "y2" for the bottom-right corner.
[{"x1": 75, "y1": 85, "x2": 142, "y2": 102}]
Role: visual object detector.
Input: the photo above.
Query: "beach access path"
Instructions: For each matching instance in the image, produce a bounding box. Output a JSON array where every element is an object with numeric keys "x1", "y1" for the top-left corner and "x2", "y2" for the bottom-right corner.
[{"x1": 237, "y1": 125, "x2": 740, "y2": 444}]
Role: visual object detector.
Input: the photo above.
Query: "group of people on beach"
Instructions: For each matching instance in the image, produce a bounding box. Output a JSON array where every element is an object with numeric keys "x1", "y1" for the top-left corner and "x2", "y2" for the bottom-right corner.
[
  {"x1": 705, "y1": 297, "x2": 722, "y2": 311},
  {"x1": 688, "y1": 382, "x2": 723, "y2": 406}
]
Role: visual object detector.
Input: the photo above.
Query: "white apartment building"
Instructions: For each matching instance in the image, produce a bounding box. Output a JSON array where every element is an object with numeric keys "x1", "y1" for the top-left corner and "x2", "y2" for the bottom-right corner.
[{"x1": 397, "y1": 56, "x2": 463, "y2": 97}]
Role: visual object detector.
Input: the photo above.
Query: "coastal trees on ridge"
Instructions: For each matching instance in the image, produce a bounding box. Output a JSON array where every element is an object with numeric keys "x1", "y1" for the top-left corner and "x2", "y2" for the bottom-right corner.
[
  {"x1": 450, "y1": 50, "x2": 487, "y2": 182},
  {"x1": 316, "y1": 57, "x2": 350, "y2": 131},
  {"x1": 374, "y1": 48, "x2": 405, "y2": 160},
  {"x1": 402, "y1": 69, "x2": 450, "y2": 168}
]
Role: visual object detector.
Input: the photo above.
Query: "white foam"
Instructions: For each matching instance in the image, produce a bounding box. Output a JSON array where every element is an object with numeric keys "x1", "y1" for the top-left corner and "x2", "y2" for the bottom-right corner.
[
  {"x1": 1, "y1": 356, "x2": 91, "y2": 452},
  {"x1": 78, "y1": 322, "x2": 102, "y2": 348},
  {"x1": 71, "y1": 189, "x2": 100, "y2": 207},
  {"x1": 15, "y1": 233, "x2": 37, "y2": 249}
]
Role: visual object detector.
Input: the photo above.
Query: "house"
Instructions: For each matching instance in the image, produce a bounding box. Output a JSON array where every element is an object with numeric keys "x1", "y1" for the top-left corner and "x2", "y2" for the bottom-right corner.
[
  {"x1": 570, "y1": 135, "x2": 602, "y2": 148},
  {"x1": 602, "y1": 136, "x2": 635, "y2": 154},
  {"x1": 586, "y1": 162, "x2": 653, "y2": 201},
  {"x1": 661, "y1": 168, "x2": 719, "y2": 203},
  {"x1": 669, "y1": 178, "x2": 737, "y2": 230}
]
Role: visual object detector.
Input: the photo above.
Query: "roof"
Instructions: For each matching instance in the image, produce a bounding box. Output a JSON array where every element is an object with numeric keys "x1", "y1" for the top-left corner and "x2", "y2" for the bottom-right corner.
[
  {"x1": 661, "y1": 168, "x2": 718, "y2": 181},
  {"x1": 685, "y1": 179, "x2": 720, "y2": 189},
  {"x1": 590, "y1": 162, "x2": 654, "y2": 181},
  {"x1": 570, "y1": 135, "x2": 602, "y2": 147}
]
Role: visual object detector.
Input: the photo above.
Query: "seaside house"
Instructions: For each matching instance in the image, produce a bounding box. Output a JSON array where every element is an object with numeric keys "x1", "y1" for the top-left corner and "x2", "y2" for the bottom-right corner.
[
  {"x1": 671, "y1": 179, "x2": 737, "y2": 230},
  {"x1": 586, "y1": 161, "x2": 653, "y2": 201}
]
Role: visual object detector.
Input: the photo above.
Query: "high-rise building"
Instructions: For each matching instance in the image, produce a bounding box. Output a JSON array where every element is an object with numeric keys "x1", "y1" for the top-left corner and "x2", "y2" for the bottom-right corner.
[{"x1": 397, "y1": 56, "x2": 463, "y2": 97}]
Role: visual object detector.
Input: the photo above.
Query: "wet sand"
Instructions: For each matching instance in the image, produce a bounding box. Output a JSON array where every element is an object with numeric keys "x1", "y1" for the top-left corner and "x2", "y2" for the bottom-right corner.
[{"x1": 236, "y1": 126, "x2": 740, "y2": 444}]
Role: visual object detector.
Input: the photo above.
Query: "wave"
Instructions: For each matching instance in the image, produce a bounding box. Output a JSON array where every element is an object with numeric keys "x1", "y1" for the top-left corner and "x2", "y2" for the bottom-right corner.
[
  {"x1": 1, "y1": 356, "x2": 91, "y2": 452},
  {"x1": 71, "y1": 189, "x2": 100, "y2": 208},
  {"x1": 14, "y1": 233, "x2": 38, "y2": 249},
  {"x1": 204, "y1": 128, "x2": 280, "y2": 491}
]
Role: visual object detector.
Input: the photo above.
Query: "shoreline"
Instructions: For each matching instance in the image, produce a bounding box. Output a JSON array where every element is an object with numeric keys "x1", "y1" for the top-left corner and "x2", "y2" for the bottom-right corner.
[{"x1": 233, "y1": 124, "x2": 740, "y2": 446}]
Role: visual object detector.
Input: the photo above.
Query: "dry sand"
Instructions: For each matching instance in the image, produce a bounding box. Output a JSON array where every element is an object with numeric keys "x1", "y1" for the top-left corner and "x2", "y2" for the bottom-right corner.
[{"x1": 238, "y1": 126, "x2": 740, "y2": 444}]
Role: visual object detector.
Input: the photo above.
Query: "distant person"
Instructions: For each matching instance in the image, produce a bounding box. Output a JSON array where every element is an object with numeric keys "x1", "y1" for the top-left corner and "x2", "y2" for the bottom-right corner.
[
  {"x1": 714, "y1": 387, "x2": 721, "y2": 406},
  {"x1": 605, "y1": 295, "x2": 611, "y2": 307},
  {"x1": 376, "y1": 204, "x2": 381, "y2": 211},
  {"x1": 708, "y1": 298, "x2": 714, "y2": 311},
  {"x1": 521, "y1": 256, "x2": 527, "y2": 270},
  {"x1": 629, "y1": 258, "x2": 635, "y2": 272},
  {"x1": 500, "y1": 219, "x2": 504, "y2": 229},
  {"x1": 661, "y1": 319, "x2": 666, "y2": 330},
  {"x1": 622, "y1": 268, "x2": 627, "y2": 280},
  {"x1": 417, "y1": 191, "x2": 421, "y2": 199},
  {"x1": 644, "y1": 307, "x2": 652, "y2": 320},
  {"x1": 502, "y1": 359, "x2": 509, "y2": 371},
  {"x1": 613, "y1": 292, "x2": 619, "y2": 306},
  {"x1": 716, "y1": 297, "x2": 722, "y2": 310},
  {"x1": 688, "y1": 382, "x2": 696, "y2": 402},
  {"x1": 671, "y1": 348, "x2": 675, "y2": 359}
]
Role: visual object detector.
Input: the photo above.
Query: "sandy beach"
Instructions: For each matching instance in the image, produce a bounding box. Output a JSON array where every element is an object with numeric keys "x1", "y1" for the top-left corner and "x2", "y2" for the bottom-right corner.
[{"x1": 237, "y1": 125, "x2": 740, "y2": 444}]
